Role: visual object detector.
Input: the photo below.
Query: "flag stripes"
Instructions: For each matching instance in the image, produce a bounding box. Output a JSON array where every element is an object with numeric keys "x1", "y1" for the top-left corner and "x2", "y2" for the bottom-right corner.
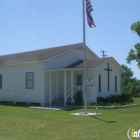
[{"x1": 86, "y1": 0, "x2": 96, "y2": 28}]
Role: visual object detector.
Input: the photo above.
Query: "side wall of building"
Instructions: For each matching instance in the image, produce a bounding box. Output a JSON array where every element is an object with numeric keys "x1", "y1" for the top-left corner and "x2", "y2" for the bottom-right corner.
[{"x1": 0, "y1": 62, "x2": 45, "y2": 105}]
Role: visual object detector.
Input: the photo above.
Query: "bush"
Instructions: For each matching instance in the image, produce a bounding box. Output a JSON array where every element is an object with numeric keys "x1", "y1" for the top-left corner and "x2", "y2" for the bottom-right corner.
[
  {"x1": 97, "y1": 94, "x2": 133, "y2": 106},
  {"x1": 75, "y1": 91, "x2": 83, "y2": 105},
  {"x1": 16, "y1": 102, "x2": 28, "y2": 106},
  {"x1": 0, "y1": 101, "x2": 15, "y2": 106}
]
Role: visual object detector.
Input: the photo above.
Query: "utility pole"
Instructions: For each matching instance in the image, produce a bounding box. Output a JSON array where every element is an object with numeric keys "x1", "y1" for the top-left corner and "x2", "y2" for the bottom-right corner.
[{"x1": 101, "y1": 50, "x2": 107, "y2": 58}]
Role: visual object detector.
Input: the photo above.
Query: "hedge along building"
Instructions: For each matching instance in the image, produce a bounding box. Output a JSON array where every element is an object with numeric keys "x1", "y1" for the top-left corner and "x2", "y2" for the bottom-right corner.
[{"x1": 0, "y1": 43, "x2": 124, "y2": 106}]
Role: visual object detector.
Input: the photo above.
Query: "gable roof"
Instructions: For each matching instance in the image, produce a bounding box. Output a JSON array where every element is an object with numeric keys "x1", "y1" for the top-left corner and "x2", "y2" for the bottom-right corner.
[
  {"x1": 66, "y1": 58, "x2": 110, "y2": 69},
  {"x1": 0, "y1": 43, "x2": 83, "y2": 65},
  {"x1": 65, "y1": 57, "x2": 124, "y2": 72},
  {"x1": 76, "y1": 58, "x2": 111, "y2": 68},
  {"x1": 66, "y1": 60, "x2": 84, "y2": 68}
]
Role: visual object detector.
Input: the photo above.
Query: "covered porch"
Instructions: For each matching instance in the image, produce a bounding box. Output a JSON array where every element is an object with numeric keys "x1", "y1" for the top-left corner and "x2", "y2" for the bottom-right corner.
[
  {"x1": 44, "y1": 68, "x2": 97, "y2": 106},
  {"x1": 44, "y1": 69, "x2": 84, "y2": 106}
]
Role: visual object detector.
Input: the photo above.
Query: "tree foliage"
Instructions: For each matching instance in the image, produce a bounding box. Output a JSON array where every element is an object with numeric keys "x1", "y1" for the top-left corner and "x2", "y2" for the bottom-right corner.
[
  {"x1": 126, "y1": 21, "x2": 140, "y2": 68},
  {"x1": 131, "y1": 21, "x2": 140, "y2": 36},
  {"x1": 121, "y1": 64, "x2": 133, "y2": 78},
  {"x1": 121, "y1": 65, "x2": 140, "y2": 96}
]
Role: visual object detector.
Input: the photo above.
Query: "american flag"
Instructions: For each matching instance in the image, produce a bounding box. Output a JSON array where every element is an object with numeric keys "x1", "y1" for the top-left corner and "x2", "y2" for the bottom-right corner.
[{"x1": 86, "y1": 0, "x2": 96, "y2": 28}]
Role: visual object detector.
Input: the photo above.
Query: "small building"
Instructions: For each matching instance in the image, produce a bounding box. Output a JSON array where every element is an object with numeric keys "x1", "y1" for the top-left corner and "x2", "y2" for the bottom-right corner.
[{"x1": 0, "y1": 43, "x2": 124, "y2": 106}]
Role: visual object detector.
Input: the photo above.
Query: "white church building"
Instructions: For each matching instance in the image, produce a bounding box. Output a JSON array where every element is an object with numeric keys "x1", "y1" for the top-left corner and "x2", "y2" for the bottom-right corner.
[{"x1": 0, "y1": 43, "x2": 124, "y2": 106}]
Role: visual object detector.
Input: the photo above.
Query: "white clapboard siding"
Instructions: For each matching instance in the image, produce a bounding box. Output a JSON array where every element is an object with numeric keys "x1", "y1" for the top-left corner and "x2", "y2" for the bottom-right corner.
[
  {"x1": 95, "y1": 61, "x2": 121, "y2": 97},
  {"x1": 0, "y1": 62, "x2": 45, "y2": 105}
]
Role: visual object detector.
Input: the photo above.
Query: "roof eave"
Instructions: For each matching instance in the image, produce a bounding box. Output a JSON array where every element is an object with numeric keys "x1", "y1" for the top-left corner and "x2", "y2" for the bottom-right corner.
[
  {"x1": 44, "y1": 67, "x2": 96, "y2": 71},
  {"x1": 0, "y1": 59, "x2": 45, "y2": 67}
]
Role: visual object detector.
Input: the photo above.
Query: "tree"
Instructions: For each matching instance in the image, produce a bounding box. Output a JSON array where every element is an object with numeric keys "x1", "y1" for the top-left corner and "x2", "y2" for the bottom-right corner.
[
  {"x1": 121, "y1": 65, "x2": 140, "y2": 96},
  {"x1": 121, "y1": 64, "x2": 133, "y2": 78},
  {"x1": 126, "y1": 21, "x2": 140, "y2": 68}
]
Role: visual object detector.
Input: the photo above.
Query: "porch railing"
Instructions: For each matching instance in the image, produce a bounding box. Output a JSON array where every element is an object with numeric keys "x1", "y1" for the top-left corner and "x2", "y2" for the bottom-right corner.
[
  {"x1": 66, "y1": 87, "x2": 71, "y2": 100},
  {"x1": 73, "y1": 86, "x2": 82, "y2": 92},
  {"x1": 51, "y1": 86, "x2": 83, "y2": 106},
  {"x1": 51, "y1": 87, "x2": 57, "y2": 102}
]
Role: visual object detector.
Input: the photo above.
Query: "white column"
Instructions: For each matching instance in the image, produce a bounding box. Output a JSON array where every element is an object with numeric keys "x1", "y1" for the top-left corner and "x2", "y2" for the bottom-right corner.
[
  {"x1": 71, "y1": 70, "x2": 73, "y2": 100},
  {"x1": 49, "y1": 71, "x2": 52, "y2": 106},
  {"x1": 64, "y1": 70, "x2": 66, "y2": 107},
  {"x1": 56, "y1": 71, "x2": 58, "y2": 99}
]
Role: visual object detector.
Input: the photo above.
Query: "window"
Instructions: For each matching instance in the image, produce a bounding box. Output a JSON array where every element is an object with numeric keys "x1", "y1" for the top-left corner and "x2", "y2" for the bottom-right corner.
[
  {"x1": 26, "y1": 72, "x2": 34, "y2": 89},
  {"x1": 0, "y1": 74, "x2": 2, "y2": 89},
  {"x1": 99, "y1": 74, "x2": 101, "y2": 92},
  {"x1": 77, "y1": 75, "x2": 82, "y2": 86},
  {"x1": 115, "y1": 76, "x2": 117, "y2": 92}
]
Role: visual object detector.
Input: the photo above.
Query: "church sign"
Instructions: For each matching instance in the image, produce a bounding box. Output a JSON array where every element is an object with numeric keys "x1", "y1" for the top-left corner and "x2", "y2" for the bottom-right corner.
[{"x1": 86, "y1": 78, "x2": 96, "y2": 101}]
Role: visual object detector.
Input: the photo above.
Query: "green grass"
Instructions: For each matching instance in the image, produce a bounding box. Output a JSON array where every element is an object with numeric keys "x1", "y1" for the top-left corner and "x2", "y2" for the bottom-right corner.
[
  {"x1": 133, "y1": 97, "x2": 140, "y2": 104},
  {"x1": 0, "y1": 105, "x2": 140, "y2": 140}
]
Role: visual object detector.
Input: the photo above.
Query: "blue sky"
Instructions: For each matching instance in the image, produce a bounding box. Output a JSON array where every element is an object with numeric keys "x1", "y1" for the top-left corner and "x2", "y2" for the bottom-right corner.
[{"x1": 0, "y1": 0, "x2": 140, "y2": 78}]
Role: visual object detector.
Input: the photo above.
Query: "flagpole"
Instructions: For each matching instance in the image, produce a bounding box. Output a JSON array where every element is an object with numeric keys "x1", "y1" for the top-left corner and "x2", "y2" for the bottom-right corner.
[{"x1": 83, "y1": 0, "x2": 87, "y2": 114}]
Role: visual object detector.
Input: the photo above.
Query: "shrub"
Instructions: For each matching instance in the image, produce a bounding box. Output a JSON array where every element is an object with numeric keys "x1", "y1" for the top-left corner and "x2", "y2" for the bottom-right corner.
[
  {"x1": 97, "y1": 94, "x2": 133, "y2": 106},
  {"x1": 75, "y1": 91, "x2": 83, "y2": 105},
  {"x1": 0, "y1": 101, "x2": 15, "y2": 106},
  {"x1": 16, "y1": 102, "x2": 28, "y2": 106}
]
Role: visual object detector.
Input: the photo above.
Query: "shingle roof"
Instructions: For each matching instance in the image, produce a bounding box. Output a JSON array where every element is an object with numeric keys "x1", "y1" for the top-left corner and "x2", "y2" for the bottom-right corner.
[
  {"x1": 66, "y1": 57, "x2": 111, "y2": 69},
  {"x1": 66, "y1": 60, "x2": 83, "y2": 68},
  {"x1": 0, "y1": 43, "x2": 82, "y2": 65}
]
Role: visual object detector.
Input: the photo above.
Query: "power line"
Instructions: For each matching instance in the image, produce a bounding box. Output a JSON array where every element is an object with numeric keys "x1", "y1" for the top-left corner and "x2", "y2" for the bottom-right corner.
[{"x1": 107, "y1": 49, "x2": 130, "y2": 52}]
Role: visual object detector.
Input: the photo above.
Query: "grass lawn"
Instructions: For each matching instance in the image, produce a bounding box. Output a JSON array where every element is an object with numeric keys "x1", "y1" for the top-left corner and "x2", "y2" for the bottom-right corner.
[
  {"x1": 0, "y1": 104, "x2": 140, "y2": 140},
  {"x1": 133, "y1": 97, "x2": 140, "y2": 104}
]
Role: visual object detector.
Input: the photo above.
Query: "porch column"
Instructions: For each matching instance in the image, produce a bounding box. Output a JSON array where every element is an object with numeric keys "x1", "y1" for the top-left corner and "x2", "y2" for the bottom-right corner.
[
  {"x1": 71, "y1": 70, "x2": 73, "y2": 100},
  {"x1": 56, "y1": 71, "x2": 58, "y2": 99},
  {"x1": 49, "y1": 71, "x2": 52, "y2": 106},
  {"x1": 64, "y1": 70, "x2": 66, "y2": 107}
]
